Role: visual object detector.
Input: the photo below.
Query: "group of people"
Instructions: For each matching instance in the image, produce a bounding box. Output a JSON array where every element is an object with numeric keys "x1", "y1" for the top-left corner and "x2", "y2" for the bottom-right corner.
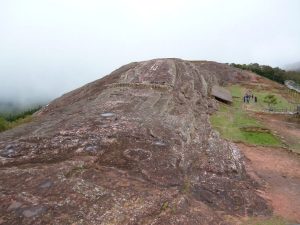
[{"x1": 243, "y1": 93, "x2": 257, "y2": 103}]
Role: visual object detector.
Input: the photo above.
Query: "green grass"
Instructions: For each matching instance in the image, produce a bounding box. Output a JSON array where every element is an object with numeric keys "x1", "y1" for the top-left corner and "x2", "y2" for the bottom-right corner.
[
  {"x1": 0, "y1": 117, "x2": 9, "y2": 132},
  {"x1": 230, "y1": 84, "x2": 243, "y2": 98},
  {"x1": 0, "y1": 115, "x2": 34, "y2": 132},
  {"x1": 0, "y1": 106, "x2": 41, "y2": 133},
  {"x1": 242, "y1": 216, "x2": 289, "y2": 225},
  {"x1": 210, "y1": 85, "x2": 282, "y2": 147},
  {"x1": 1, "y1": 106, "x2": 42, "y2": 122},
  {"x1": 229, "y1": 84, "x2": 296, "y2": 112},
  {"x1": 9, "y1": 116, "x2": 34, "y2": 129},
  {"x1": 241, "y1": 131, "x2": 280, "y2": 146},
  {"x1": 250, "y1": 90, "x2": 295, "y2": 111}
]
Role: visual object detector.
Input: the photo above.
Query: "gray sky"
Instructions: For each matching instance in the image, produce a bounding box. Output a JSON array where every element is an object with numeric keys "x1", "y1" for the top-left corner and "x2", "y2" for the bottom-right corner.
[{"x1": 0, "y1": 0, "x2": 300, "y2": 106}]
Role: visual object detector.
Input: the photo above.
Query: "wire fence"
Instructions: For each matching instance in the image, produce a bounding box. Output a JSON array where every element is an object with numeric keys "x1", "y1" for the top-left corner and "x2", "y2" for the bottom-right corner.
[{"x1": 263, "y1": 106, "x2": 299, "y2": 114}]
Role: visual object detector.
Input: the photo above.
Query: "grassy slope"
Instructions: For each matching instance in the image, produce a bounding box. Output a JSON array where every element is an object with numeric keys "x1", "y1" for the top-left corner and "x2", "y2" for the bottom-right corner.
[
  {"x1": 210, "y1": 85, "x2": 282, "y2": 147},
  {"x1": 0, "y1": 115, "x2": 34, "y2": 132},
  {"x1": 248, "y1": 88, "x2": 296, "y2": 111},
  {"x1": 241, "y1": 216, "x2": 289, "y2": 225},
  {"x1": 0, "y1": 106, "x2": 41, "y2": 132}
]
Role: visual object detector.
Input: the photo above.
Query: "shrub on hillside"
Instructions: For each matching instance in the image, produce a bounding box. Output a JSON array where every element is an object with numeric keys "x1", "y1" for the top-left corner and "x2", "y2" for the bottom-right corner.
[
  {"x1": 264, "y1": 94, "x2": 278, "y2": 111},
  {"x1": 0, "y1": 106, "x2": 42, "y2": 132},
  {"x1": 3, "y1": 106, "x2": 41, "y2": 122},
  {"x1": 0, "y1": 117, "x2": 8, "y2": 132}
]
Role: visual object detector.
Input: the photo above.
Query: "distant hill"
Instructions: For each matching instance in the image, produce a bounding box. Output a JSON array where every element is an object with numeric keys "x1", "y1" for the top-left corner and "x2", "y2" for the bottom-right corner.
[
  {"x1": 0, "y1": 100, "x2": 46, "y2": 115},
  {"x1": 0, "y1": 101, "x2": 22, "y2": 114},
  {"x1": 231, "y1": 63, "x2": 300, "y2": 84},
  {"x1": 285, "y1": 61, "x2": 300, "y2": 72}
]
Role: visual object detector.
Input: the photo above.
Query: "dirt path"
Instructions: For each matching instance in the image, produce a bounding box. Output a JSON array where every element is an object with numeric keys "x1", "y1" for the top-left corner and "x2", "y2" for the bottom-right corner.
[{"x1": 238, "y1": 143, "x2": 300, "y2": 223}]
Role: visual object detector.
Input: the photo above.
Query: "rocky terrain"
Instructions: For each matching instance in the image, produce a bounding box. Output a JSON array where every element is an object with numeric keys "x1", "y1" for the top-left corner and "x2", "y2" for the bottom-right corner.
[{"x1": 0, "y1": 59, "x2": 270, "y2": 224}]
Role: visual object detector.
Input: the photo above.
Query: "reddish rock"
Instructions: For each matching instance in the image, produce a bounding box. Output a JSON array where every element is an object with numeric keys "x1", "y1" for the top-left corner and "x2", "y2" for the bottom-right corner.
[{"x1": 0, "y1": 59, "x2": 270, "y2": 224}]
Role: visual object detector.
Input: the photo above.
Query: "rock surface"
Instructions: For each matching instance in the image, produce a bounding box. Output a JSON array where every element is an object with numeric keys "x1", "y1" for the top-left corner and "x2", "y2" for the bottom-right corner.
[{"x1": 0, "y1": 59, "x2": 270, "y2": 224}]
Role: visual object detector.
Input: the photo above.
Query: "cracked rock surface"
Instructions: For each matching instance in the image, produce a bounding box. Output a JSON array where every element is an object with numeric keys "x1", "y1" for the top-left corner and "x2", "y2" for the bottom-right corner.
[{"x1": 0, "y1": 59, "x2": 270, "y2": 224}]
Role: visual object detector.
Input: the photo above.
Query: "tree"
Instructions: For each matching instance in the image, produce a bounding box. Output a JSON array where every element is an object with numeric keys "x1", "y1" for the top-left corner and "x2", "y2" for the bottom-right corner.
[
  {"x1": 230, "y1": 62, "x2": 300, "y2": 85},
  {"x1": 263, "y1": 94, "x2": 278, "y2": 111}
]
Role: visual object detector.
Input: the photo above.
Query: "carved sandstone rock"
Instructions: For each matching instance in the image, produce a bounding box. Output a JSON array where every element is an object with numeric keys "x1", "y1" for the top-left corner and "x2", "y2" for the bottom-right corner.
[{"x1": 0, "y1": 59, "x2": 269, "y2": 224}]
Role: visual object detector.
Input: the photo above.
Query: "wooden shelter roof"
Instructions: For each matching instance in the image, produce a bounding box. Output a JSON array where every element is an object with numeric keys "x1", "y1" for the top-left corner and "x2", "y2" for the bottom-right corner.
[{"x1": 211, "y1": 85, "x2": 233, "y2": 103}]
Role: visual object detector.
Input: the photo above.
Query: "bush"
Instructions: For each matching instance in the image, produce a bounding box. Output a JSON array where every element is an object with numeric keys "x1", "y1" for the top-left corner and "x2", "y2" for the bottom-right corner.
[
  {"x1": 2, "y1": 106, "x2": 42, "y2": 122},
  {"x1": 263, "y1": 94, "x2": 278, "y2": 110},
  {"x1": 0, "y1": 106, "x2": 42, "y2": 132},
  {"x1": 0, "y1": 117, "x2": 8, "y2": 132}
]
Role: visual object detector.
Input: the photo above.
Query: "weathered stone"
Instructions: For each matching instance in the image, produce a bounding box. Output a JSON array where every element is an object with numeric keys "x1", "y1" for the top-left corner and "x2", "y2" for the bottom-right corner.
[
  {"x1": 0, "y1": 146, "x2": 16, "y2": 158},
  {"x1": 39, "y1": 180, "x2": 53, "y2": 189},
  {"x1": 22, "y1": 206, "x2": 46, "y2": 218},
  {"x1": 123, "y1": 148, "x2": 152, "y2": 161},
  {"x1": 101, "y1": 112, "x2": 115, "y2": 117},
  {"x1": 0, "y1": 59, "x2": 270, "y2": 224},
  {"x1": 153, "y1": 140, "x2": 167, "y2": 146},
  {"x1": 84, "y1": 146, "x2": 98, "y2": 153},
  {"x1": 7, "y1": 201, "x2": 22, "y2": 211}
]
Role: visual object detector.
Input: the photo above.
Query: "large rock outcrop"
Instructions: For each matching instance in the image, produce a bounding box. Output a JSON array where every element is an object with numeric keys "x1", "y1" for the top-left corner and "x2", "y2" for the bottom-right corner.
[{"x1": 0, "y1": 59, "x2": 270, "y2": 224}]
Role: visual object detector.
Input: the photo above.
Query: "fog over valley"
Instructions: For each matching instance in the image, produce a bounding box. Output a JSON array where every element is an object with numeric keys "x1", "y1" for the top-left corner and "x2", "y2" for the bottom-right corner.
[
  {"x1": 1, "y1": 1, "x2": 300, "y2": 223},
  {"x1": 1, "y1": 0, "x2": 300, "y2": 110}
]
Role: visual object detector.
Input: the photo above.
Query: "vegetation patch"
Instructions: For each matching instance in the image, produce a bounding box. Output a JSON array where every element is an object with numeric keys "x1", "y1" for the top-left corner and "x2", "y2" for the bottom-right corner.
[
  {"x1": 65, "y1": 165, "x2": 88, "y2": 178},
  {"x1": 0, "y1": 117, "x2": 9, "y2": 132},
  {"x1": 249, "y1": 91, "x2": 295, "y2": 112},
  {"x1": 242, "y1": 216, "x2": 289, "y2": 225},
  {"x1": 210, "y1": 85, "x2": 282, "y2": 147},
  {"x1": 181, "y1": 179, "x2": 191, "y2": 194},
  {"x1": 160, "y1": 202, "x2": 169, "y2": 212},
  {"x1": 0, "y1": 106, "x2": 42, "y2": 133},
  {"x1": 240, "y1": 131, "x2": 281, "y2": 146},
  {"x1": 231, "y1": 62, "x2": 300, "y2": 85},
  {"x1": 240, "y1": 126, "x2": 271, "y2": 133}
]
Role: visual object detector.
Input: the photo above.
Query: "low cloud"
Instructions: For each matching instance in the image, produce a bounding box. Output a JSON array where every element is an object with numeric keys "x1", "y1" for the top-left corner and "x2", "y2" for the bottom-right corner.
[{"x1": 0, "y1": 0, "x2": 299, "y2": 108}]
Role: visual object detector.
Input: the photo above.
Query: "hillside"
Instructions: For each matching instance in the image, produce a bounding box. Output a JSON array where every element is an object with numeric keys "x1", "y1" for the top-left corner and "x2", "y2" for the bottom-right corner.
[
  {"x1": 231, "y1": 63, "x2": 300, "y2": 85},
  {"x1": 0, "y1": 58, "x2": 298, "y2": 224}
]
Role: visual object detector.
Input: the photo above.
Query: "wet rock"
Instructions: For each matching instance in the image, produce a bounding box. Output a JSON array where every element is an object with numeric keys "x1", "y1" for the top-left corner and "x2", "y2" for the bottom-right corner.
[
  {"x1": 153, "y1": 140, "x2": 167, "y2": 146},
  {"x1": 84, "y1": 146, "x2": 98, "y2": 153},
  {"x1": 7, "y1": 201, "x2": 22, "y2": 211},
  {"x1": 0, "y1": 145, "x2": 17, "y2": 158},
  {"x1": 39, "y1": 180, "x2": 53, "y2": 189},
  {"x1": 5, "y1": 144, "x2": 13, "y2": 150},
  {"x1": 101, "y1": 112, "x2": 115, "y2": 117},
  {"x1": 22, "y1": 205, "x2": 46, "y2": 218},
  {"x1": 123, "y1": 148, "x2": 152, "y2": 161}
]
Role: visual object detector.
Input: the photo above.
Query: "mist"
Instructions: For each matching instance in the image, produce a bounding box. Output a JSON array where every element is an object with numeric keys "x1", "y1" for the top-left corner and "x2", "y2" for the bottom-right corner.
[{"x1": 1, "y1": 0, "x2": 300, "y2": 109}]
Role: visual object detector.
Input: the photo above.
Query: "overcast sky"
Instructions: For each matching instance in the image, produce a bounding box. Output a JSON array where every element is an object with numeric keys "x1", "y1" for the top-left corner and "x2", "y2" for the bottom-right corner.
[{"x1": 0, "y1": 0, "x2": 300, "y2": 106}]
